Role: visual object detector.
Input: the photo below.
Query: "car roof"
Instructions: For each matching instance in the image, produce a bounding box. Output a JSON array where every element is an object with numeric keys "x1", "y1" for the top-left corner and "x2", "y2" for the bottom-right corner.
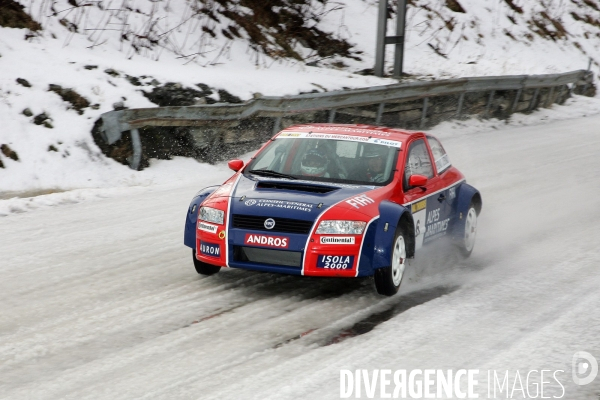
[{"x1": 279, "y1": 123, "x2": 422, "y2": 142}]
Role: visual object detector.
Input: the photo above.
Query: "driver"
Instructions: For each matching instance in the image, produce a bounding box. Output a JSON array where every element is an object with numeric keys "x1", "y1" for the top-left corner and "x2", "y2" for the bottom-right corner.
[
  {"x1": 362, "y1": 146, "x2": 387, "y2": 182},
  {"x1": 300, "y1": 148, "x2": 330, "y2": 177}
]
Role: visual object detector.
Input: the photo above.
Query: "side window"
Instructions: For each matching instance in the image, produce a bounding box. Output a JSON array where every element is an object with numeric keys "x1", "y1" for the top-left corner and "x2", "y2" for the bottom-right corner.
[
  {"x1": 251, "y1": 140, "x2": 294, "y2": 172},
  {"x1": 404, "y1": 139, "x2": 434, "y2": 189},
  {"x1": 426, "y1": 136, "x2": 451, "y2": 174}
]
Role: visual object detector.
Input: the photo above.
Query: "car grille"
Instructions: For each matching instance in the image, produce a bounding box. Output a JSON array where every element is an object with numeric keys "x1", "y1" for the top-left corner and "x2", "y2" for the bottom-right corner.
[
  {"x1": 233, "y1": 246, "x2": 302, "y2": 267},
  {"x1": 231, "y1": 214, "x2": 314, "y2": 234}
]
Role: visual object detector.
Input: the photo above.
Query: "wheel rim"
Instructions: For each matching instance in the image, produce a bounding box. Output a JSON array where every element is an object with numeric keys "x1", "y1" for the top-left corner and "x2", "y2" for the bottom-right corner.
[
  {"x1": 391, "y1": 235, "x2": 406, "y2": 286},
  {"x1": 464, "y1": 207, "x2": 477, "y2": 252}
]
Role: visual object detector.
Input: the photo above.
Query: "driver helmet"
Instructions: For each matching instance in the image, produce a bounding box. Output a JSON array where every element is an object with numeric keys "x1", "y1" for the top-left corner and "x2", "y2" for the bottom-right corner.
[
  {"x1": 363, "y1": 145, "x2": 387, "y2": 160},
  {"x1": 363, "y1": 146, "x2": 387, "y2": 182},
  {"x1": 300, "y1": 148, "x2": 329, "y2": 177}
]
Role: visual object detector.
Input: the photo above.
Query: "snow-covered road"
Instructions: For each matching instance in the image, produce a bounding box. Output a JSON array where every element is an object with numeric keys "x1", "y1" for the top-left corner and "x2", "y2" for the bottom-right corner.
[{"x1": 1, "y1": 115, "x2": 600, "y2": 399}]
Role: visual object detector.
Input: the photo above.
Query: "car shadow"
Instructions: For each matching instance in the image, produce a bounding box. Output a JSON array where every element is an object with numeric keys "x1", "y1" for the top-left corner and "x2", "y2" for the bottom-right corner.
[
  {"x1": 322, "y1": 284, "x2": 459, "y2": 345},
  {"x1": 206, "y1": 267, "x2": 373, "y2": 300}
]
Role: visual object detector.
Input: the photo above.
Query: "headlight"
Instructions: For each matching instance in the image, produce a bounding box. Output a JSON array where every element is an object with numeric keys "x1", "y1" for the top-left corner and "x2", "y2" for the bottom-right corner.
[
  {"x1": 315, "y1": 220, "x2": 366, "y2": 235},
  {"x1": 199, "y1": 206, "x2": 224, "y2": 225}
]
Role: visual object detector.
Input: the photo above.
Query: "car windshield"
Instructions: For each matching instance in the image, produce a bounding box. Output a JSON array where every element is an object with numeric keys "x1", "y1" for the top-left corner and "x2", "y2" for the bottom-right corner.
[{"x1": 245, "y1": 136, "x2": 400, "y2": 186}]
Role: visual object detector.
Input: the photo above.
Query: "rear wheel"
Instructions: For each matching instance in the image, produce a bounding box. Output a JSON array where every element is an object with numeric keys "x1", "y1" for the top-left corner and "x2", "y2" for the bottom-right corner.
[
  {"x1": 458, "y1": 203, "x2": 478, "y2": 257},
  {"x1": 374, "y1": 227, "x2": 407, "y2": 296},
  {"x1": 192, "y1": 250, "x2": 221, "y2": 275}
]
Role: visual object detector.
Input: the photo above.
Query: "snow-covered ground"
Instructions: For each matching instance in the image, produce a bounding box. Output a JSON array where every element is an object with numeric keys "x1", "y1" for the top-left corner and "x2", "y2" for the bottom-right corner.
[{"x1": 1, "y1": 112, "x2": 599, "y2": 399}]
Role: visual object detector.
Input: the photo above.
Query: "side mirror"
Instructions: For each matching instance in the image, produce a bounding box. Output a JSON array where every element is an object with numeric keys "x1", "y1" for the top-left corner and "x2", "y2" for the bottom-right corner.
[
  {"x1": 408, "y1": 174, "x2": 428, "y2": 187},
  {"x1": 228, "y1": 159, "x2": 244, "y2": 172}
]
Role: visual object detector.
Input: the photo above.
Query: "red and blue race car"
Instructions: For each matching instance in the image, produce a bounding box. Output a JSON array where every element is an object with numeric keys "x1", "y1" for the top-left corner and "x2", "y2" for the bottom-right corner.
[{"x1": 184, "y1": 124, "x2": 481, "y2": 296}]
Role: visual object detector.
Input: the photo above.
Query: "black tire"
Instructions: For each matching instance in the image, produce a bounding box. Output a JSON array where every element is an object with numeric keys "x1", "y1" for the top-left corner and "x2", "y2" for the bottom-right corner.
[
  {"x1": 192, "y1": 250, "x2": 221, "y2": 275},
  {"x1": 374, "y1": 226, "x2": 408, "y2": 296},
  {"x1": 458, "y1": 202, "x2": 478, "y2": 258}
]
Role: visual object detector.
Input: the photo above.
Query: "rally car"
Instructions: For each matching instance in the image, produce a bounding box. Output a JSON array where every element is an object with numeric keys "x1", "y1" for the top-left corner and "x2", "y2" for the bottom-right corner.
[{"x1": 184, "y1": 123, "x2": 481, "y2": 296}]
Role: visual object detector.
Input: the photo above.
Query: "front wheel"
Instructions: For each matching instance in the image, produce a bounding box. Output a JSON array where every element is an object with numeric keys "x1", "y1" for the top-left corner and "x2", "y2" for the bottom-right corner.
[
  {"x1": 374, "y1": 227, "x2": 408, "y2": 296},
  {"x1": 458, "y1": 203, "x2": 478, "y2": 257},
  {"x1": 192, "y1": 250, "x2": 221, "y2": 275}
]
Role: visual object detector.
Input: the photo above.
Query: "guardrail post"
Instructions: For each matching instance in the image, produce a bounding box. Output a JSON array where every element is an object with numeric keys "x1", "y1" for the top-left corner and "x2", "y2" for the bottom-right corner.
[
  {"x1": 272, "y1": 116, "x2": 282, "y2": 135},
  {"x1": 376, "y1": 103, "x2": 385, "y2": 124},
  {"x1": 511, "y1": 88, "x2": 522, "y2": 113},
  {"x1": 582, "y1": 59, "x2": 592, "y2": 95},
  {"x1": 568, "y1": 83, "x2": 574, "y2": 98},
  {"x1": 128, "y1": 128, "x2": 142, "y2": 170},
  {"x1": 328, "y1": 109, "x2": 337, "y2": 123},
  {"x1": 528, "y1": 88, "x2": 540, "y2": 112},
  {"x1": 456, "y1": 92, "x2": 465, "y2": 119},
  {"x1": 557, "y1": 85, "x2": 565, "y2": 104},
  {"x1": 420, "y1": 97, "x2": 429, "y2": 128},
  {"x1": 484, "y1": 90, "x2": 495, "y2": 118},
  {"x1": 545, "y1": 86, "x2": 555, "y2": 107}
]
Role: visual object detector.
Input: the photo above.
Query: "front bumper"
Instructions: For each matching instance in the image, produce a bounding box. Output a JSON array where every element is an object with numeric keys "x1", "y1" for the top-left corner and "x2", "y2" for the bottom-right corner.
[{"x1": 196, "y1": 227, "x2": 369, "y2": 277}]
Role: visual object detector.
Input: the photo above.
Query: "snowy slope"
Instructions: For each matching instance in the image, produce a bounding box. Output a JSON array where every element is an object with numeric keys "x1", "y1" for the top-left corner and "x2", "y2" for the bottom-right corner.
[
  {"x1": 1, "y1": 112, "x2": 599, "y2": 399},
  {"x1": 1, "y1": 0, "x2": 600, "y2": 194}
]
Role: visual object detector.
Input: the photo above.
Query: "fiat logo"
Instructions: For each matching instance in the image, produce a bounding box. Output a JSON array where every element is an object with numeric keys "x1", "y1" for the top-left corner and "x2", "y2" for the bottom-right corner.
[{"x1": 264, "y1": 218, "x2": 276, "y2": 230}]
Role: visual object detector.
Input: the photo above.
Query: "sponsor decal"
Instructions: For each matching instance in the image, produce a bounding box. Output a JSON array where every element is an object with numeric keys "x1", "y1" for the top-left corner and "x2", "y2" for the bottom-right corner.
[
  {"x1": 320, "y1": 236, "x2": 355, "y2": 245},
  {"x1": 371, "y1": 138, "x2": 402, "y2": 148},
  {"x1": 424, "y1": 207, "x2": 450, "y2": 240},
  {"x1": 346, "y1": 193, "x2": 375, "y2": 208},
  {"x1": 277, "y1": 132, "x2": 367, "y2": 142},
  {"x1": 411, "y1": 199, "x2": 427, "y2": 213},
  {"x1": 200, "y1": 241, "x2": 220, "y2": 257},
  {"x1": 317, "y1": 255, "x2": 355, "y2": 270},
  {"x1": 264, "y1": 218, "x2": 276, "y2": 230},
  {"x1": 427, "y1": 208, "x2": 440, "y2": 223},
  {"x1": 198, "y1": 221, "x2": 218, "y2": 234},
  {"x1": 244, "y1": 199, "x2": 314, "y2": 212},
  {"x1": 293, "y1": 126, "x2": 392, "y2": 137},
  {"x1": 244, "y1": 234, "x2": 289, "y2": 248},
  {"x1": 412, "y1": 208, "x2": 427, "y2": 250},
  {"x1": 449, "y1": 186, "x2": 456, "y2": 200},
  {"x1": 276, "y1": 131, "x2": 401, "y2": 147},
  {"x1": 277, "y1": 132, "x2": 301, "y2": 137},
  {"x1": 218, "y1": 231, "x2": 226, "y2": 240}
]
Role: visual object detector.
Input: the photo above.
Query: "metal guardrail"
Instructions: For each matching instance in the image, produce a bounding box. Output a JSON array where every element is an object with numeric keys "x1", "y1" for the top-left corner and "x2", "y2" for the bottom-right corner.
[{"x1": 99, "y1": 69, "x2": 593, "y2": 170}]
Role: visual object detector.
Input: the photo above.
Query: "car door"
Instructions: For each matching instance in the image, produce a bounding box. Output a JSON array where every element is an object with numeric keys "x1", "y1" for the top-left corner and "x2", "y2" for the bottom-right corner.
[
  {"x1": 401, "y1": 138, "x2": 442, "y2": 250},
  {"x1": 426, "y1": 135, "x2": 460, "y2": 241}
]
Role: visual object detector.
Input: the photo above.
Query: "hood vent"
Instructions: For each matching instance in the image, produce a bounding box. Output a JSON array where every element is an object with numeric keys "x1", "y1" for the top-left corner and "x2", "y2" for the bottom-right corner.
[{"x1": 256, "y1": 181, "x2": 338, "y2": 194}]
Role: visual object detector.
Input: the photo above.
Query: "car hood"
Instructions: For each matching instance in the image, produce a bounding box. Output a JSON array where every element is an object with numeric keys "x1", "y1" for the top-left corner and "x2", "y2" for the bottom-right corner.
[{"x1": 230, "y1": 174, "x2": 377, "y2": 220}]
